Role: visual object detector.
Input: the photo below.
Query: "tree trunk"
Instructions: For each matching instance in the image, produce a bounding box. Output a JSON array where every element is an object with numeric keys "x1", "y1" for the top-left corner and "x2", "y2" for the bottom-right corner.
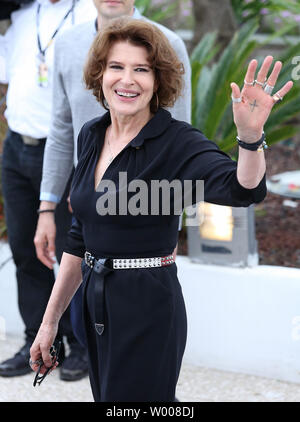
[{"x1": 191, "y1": 0, "x2": 237, "y2": 53}]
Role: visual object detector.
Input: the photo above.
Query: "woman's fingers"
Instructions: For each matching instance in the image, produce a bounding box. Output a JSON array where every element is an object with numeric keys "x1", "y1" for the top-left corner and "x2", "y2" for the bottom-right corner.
[
  {"x1": 30, "y1": 335, "x2": 55, "y2": 373},
  {"x1": 244, "y1": 56, "x2": 273, "y2": 86},
  {"x1": 256, "y1": 55, "x2": 274, "y2": 84},
  {"x1": 230, "y1": 82, "x2": 241, "y2": 100},
  {"x1": 243, "y1": 56, "x2": 283, "y2": 91},
  {"x1": 244, "y1": 59, "x2": 257, "y2": 85},
  {"x1": 29, "y1": 345, "x2": 44, "y2": 372},
  {"x1": 272, "y1": 80, "x2": 294, "y2": 103},
  {"x1": 40, "y1": 343, "x2": 54, "y2": 370},
  {"x1": 30, "y1": 359, "x2": 42, "y2": 372},
  {"x1": 266, "y1": 61, "x2": 282, "y2": 88},
  {"x1": 242, "y1": 56, "x2": 293, "y2": 103}
]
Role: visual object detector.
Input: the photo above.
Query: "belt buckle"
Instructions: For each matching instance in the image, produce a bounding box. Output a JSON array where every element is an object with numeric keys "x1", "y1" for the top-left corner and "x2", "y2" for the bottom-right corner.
[
  {"x1": 22, "y1": 135, "x2": 40, "y2": 146},
  {"x1": 85, "y1": 251, "x2": 94, "y2": 268},
  {"x1": 93, "y1": 258, "x2": 113, "y2": 274}
]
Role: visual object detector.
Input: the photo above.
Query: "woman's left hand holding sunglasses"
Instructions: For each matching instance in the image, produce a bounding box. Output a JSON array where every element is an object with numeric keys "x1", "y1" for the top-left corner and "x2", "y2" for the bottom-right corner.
[{"x1": 29, "y1": 323, "x2": 60, "y2": 386}]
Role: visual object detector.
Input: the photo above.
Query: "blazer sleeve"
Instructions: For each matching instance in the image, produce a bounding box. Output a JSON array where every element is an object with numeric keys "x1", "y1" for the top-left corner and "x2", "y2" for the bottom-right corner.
[
  {"x1": 166, "y1": 37, "x2": 191, "y2": 124},
  {"x1": 172, "y1": 125, "x2": 267, "y2": 208},
  {"x1": 40, "y1": 38, "x2": 75, "y2": 203}
]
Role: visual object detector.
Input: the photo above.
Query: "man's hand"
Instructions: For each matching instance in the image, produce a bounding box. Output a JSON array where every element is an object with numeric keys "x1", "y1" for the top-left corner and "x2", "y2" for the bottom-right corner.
[{"x1": 34, "y1": 202, "x2": 57, "y2": 269}]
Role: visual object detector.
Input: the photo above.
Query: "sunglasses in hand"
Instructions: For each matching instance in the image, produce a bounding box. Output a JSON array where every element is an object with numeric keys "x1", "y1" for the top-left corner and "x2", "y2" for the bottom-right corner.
[{"x1": 32, "y1": 341, "x2": 61, "y2": 387}]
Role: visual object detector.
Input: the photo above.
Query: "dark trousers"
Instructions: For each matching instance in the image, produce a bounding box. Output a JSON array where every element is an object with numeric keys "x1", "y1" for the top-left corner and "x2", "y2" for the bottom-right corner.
[
  {"x1": 81, "y1": 261, "x2": 187, "y2": 402},
  {"x1": 1, "y1": 129, "x2": 78, "y2": 345},
  {"x1": 70, "y1": 283, "x2": 87, "y2": 348}
]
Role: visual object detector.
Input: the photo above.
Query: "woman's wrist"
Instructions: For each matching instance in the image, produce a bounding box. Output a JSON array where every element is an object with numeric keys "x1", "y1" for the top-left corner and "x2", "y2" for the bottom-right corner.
[
  {"x1": 42, "y1": 307, "x2": 62, "y2": 328},
  {"x1": 41, "y1": 319, "x2": 59, "y2": 329},
  {"x1": 237, "y1": 132, "x2": 267, "y2": 151},
  {"x1": 237, "y1": 129, "x2": 264, "y2": 143}
]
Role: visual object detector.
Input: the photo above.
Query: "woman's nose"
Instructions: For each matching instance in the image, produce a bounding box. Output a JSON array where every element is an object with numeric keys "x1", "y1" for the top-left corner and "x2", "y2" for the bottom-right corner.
[{"x1": 121, "y1": 68, "x2": 134, "y2": 85}]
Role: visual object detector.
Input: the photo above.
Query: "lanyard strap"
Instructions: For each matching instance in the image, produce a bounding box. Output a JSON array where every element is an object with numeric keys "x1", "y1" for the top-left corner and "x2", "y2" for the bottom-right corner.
[{"x1": 36, "y1": 0, "x2": 76, "y2": 57}]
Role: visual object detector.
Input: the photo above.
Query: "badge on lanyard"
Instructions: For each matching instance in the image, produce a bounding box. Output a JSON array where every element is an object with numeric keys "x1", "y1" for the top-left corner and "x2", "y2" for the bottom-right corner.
[
  {"x1": 37, "y1": 53, "x2": 49, "y2": 88},
  {"x1": 36, "y1": 1, "x2": 76, "y2": 88}
]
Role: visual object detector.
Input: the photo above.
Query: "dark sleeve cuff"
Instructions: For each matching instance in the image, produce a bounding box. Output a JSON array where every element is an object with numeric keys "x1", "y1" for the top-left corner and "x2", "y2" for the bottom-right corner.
[
  {"x1": 64, "y1": 233, "x2": 85, "y2": 258},
  {"x1": 231, "y1": 172, "x2": 267, "y2": 206},
  {"x1": 63, "y1": 216, "x2": 85, "y2": 258}
]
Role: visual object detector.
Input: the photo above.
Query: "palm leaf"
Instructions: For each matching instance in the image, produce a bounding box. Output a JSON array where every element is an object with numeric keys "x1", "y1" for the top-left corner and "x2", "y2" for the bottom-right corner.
[
  {"x1": 202, "y1": 45, "x2": 234, "y2": 137},
  {"x1": 265, "y1": 126, "x2": 299, "y2": 147},
  {"x1": 190, "y1": 31, "x2": 219, "y2": 64},
  {"x1": 193, "y1": 66, "x2": 212, "y2": 129},
  {"x1": 265, "y1": 94, "x2": 300, "y2": 130}
]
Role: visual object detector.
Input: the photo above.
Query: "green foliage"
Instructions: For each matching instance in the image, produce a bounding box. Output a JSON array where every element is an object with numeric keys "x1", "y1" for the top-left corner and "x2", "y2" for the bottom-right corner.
[
  {"x1": 232, "y1": 0, "x2": 300, "y2": 34},
  {"x1": 232, "y1": 0, "x2": 300, "y2": 22},
  {"x1": 191, "y1": 18, "x2": 300, "y2": 156},
  {"x1": 134, "y1": 0, "x2": 178, "y2": 22}
]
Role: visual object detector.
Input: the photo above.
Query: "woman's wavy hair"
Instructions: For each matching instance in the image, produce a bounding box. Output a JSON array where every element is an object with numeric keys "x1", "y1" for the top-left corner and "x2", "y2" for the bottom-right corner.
[{"x1": 83, "y1": 17, "x2": 184, "y2": 113}]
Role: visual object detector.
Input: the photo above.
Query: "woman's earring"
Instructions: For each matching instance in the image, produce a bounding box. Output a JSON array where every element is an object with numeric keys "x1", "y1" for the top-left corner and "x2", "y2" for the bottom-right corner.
[
  {"x1": 155, "y1": 92, "x2": 159, "y2": 111},
  {"x1": 103, "y1": 97, "x2": 109, "y2": 110}
]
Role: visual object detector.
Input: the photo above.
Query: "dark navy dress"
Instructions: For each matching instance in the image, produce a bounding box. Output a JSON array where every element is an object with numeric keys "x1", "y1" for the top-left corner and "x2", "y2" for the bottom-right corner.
[{"x1": 64, "y1": 108, "x2": 266, "y2": 402}]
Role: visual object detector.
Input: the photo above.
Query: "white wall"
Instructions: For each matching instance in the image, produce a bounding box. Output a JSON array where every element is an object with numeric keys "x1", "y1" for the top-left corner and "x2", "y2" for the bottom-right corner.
[
  {"x1": 177, "y1": 255, "x2": 300, "y2": 384},
  {"x1": 0, "y1": 242, "x2": 24, "y2": 340}
]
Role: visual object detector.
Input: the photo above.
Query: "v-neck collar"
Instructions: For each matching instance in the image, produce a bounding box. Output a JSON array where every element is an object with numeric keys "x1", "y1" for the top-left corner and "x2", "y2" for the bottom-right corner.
[{"x1": 89, "y1": 108, "x2": 172, "y2": 148}]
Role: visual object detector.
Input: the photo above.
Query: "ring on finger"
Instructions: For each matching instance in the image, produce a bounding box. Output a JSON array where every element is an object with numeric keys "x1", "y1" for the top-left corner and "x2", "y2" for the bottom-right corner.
[
  {"x1": 254, "y1": 78, "x2": 267, "y2": 88},
  {"x1": 272, "y1": 93, "x2": 283, "y2": 103},
  {"x1": 29, "y1": 358, "x2": 43, "y2": 366},
  {"x1": 244, "y1": 79, "x2": 255, "y2": 86},
  {"x1": 231, "y1": 94, "x2": 242, "y2": 103},
  {"x1": 264, "y1": 83, "x2": 274, "y2": 95}
]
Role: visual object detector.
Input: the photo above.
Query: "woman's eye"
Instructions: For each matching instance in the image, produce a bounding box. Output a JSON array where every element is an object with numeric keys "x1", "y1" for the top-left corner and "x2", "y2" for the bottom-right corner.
[
  {"x1": 135, "y1": 68, "x2": 149, "y2": 72},
  {"x1": 110, "y1": 65, "x2": 123, "y2": 70}
]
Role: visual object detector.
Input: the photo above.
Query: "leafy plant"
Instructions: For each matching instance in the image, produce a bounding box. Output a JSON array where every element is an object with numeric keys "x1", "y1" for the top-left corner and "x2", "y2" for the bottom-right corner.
[
  {"x1": 232, "y1": 0, "x2": 300, "y2": 34},
  {"x1": 191, "y1": 18, "x2": 300, "y2": 156},
  {"x1": 135, "y1": 0, "x2": 178, "y2": 23}
]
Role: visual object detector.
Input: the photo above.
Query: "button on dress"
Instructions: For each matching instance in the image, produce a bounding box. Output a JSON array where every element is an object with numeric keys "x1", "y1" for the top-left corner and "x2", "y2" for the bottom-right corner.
[{"x1": 64, "y1": 108, "x2": 267, "y2": 402}]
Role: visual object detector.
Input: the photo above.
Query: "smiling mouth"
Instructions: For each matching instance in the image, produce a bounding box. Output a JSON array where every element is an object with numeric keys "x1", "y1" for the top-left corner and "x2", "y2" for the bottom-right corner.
[
  {"x1": 104, "y1": 1, "x2": 123, "y2": 5},
  {"x1": 115, "y1": 90, "x2": 140, "y2": 98}
]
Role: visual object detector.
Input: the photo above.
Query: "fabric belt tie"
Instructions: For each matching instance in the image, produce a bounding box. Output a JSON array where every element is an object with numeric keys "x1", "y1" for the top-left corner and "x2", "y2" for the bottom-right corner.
[{"x1": 84, "y1": 252, "x2": 174, "y2": 336}]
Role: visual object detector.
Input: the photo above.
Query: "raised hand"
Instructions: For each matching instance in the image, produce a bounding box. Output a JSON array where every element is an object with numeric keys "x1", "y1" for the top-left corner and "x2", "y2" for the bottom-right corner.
[{"x1": 230, "y1": 55, "x2": 293, "y2": 142}]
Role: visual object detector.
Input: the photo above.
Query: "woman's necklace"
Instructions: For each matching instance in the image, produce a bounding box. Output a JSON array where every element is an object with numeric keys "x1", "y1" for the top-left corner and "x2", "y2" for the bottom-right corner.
[{"x1": 106, "y1": 128, "x2": 114, "y2": 164}]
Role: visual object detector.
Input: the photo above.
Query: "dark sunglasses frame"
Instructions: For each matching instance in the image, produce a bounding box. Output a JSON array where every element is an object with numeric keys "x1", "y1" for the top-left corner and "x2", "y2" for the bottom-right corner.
[{"x1": 33, "y1": 341, "x2": 61, "y2": 387}]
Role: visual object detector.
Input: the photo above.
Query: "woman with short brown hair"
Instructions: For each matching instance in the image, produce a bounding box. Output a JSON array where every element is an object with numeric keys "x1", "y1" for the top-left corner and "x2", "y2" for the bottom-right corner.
[
  {"x1": 84, "y1": 18, "x2": 184, "y2": 113},
  {"x1": 30, "y1": 17, "x2": 292, "y2": 402}
]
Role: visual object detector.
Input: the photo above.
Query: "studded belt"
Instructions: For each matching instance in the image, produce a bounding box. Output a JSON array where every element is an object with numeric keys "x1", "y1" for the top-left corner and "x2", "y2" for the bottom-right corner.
[
  {"x1": 84, "y1": 251, "x2": 174, "y2": 270},
  {"x1": 83, "y1": 252, "x2": 174, "y2": 336}
]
